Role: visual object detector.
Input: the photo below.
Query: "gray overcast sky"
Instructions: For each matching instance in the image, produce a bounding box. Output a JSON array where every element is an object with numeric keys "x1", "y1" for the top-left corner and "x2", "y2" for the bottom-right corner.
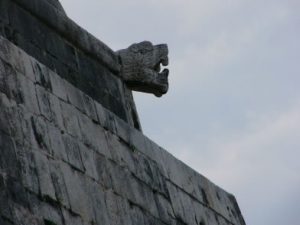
[{"x1": 60, "y1": 1, "x2": 300, "y2": 224}]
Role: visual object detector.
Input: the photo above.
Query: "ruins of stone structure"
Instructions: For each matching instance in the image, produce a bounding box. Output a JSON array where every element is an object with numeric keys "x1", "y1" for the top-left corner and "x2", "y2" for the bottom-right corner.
[{"x1": 0, "y1": 0, "x2": 246, "y2": 225}]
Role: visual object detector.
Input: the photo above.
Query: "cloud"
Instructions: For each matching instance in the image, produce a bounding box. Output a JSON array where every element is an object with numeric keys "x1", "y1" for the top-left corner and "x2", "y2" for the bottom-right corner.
[{"x1": 171, "y1": 102, "x2": 300, "y2": 225}]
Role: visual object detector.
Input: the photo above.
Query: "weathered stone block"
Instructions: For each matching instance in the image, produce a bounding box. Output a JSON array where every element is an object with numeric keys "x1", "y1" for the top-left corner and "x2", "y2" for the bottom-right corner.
[
  {"x1": 49, "y1": 69, "x2": 68, "y2": 102},
  {"x1": 0, "y1": 93, "x2": 22, "y2": 139},
  {"x1": 64, "y1": 80, "x2": 85, "y2": 113},
  {"x1": 63, "y1": 135, "x2": 85, "y2": 172},
  {"x1": 33, "y1": 151, "x2": 56, "y2": 200},
  {"x1": 94, "y1": 100, "x2": 117, "y2": 133},
  {"x1": 36, "y1": 85, "x2": 53, "y2": 122},
  {"x1": 62, "y1": 208, "x2": 84, "y2": 225},
  {"x1": 85, "y1": 180, "x2": 110, "y2": 225},
  {"x1": 49, "y1": 161, "x2": 71, "y2": 208},
  {"x1": 105, "y1": 189, "x2": 132, "y2": 225},
  {"x1": 108, "y1": 161, "x2": 159, "y2": 218},
  {"x1": 33, "y1": 200, "x2": 64, "y2": 225},
  {"x1": 77, "y1": 113, "x2": 111, "y2": 158},
  {"x1": 48, "y1": 124, "x2": 68, "y2": 162},
  {"x1": 80, "y1": 144, "x2": 99, "y2": 180},
  {"x1": 94, "y1": 154, "x2": 113, "y2": 189},
  {"x1": 154, "y1": 193, "x2": 175, "y2": 224},
  {"x1": 167, "y1": 181, "x2": 196, "y2": 225},
  {"x1": 30, "y1": 116, "x2": 51, "y2": 154},
  {"x1": 0, "y1": 131, "x2": 19, "y2": 179},
  {"x1": 0, "y1": 59, "x2": 18, "y2": 100},
  {"x1": 60, "y1": 101, "x2": 81, "y2": 138},
  {"x1": 15, "y1": 72, "x2": 40, "y2": 114},
  {"x1": 81, "y1": 93, "x2": 98, "y2": 122},
  {"x1": 18, "y1": 149, "x2": 40, "y2": 194},
  {"x1": 60, "y1": 163, "x2": 94, "y2": 221},
  {"x1": 48, "y1": 93, "x2": 65, "y2": 131}
]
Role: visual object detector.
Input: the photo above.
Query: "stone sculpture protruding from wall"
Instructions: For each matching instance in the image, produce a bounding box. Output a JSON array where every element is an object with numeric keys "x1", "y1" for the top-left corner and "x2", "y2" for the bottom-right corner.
[{"x1": 118, "y1": 41, "x2": 169, "y2": 97}]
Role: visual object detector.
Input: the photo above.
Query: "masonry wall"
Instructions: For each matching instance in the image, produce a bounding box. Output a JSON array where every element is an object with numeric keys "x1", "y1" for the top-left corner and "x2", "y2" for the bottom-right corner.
[{"x1": 0, "y1": 1, "x2": 246, "y2": 225}]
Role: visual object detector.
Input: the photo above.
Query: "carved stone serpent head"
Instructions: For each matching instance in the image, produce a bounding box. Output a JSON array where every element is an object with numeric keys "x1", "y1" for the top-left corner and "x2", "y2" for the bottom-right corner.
[{"x1": 117, "y1": 41, "x2": 169, "y2": 97}]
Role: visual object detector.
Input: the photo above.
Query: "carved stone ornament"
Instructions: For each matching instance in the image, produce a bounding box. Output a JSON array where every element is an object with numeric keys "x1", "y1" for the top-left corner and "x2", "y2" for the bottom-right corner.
[{"x1": 117, "y1": 41, "x2": 169, "y2": 97}]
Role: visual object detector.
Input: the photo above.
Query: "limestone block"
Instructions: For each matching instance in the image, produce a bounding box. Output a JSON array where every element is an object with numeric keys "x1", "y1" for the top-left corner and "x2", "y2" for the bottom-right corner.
[
  {"x1": 0, "y1": 93, "x2": 22, "y2": 139},
  {"x1": 18, "y1": 106, "x2": 41, "y2": 150},
  {"x1": 167, "y1": 181, "x2": 197, "y2": 225},
  {"x1": 80, "y1": 144, "x2": 99, "y2": 180},
  {"x1": 48, "y1": 124, "x2": 68, "y2": 162},
  {"x1": 33, "y1": 151, "x2": 56, "y2": 200},
  {"x1": 30, "y1": 116, "x2": 51, "y2": 154},
  {"x1": 105, "y1": 131, "x2": 135, "y2": 170},
  {"x1": 192, "y1": 200, "x2": 211, "y2": 225},
  {"x1": 81, "y1": 93, "x2": 98, "y2": 122},
  {"x1": 0, "y1": 58, "x2": 18, "y2": 100},
  {"x1": 113, "y1": 114, "x2": 131, "y2": 143},
  {"x1": 94, "y1": 154, "x2": 113, "y2": 189},
  {"x1": 18, "y1": 149, "x2": 40, "y2": 195},
  {"x1": 109, "y1": 162, "x2": 159, "y2": 218},
  {"x1": 32, "y1": 61, "x2": 52, "y2": 91},
  {"x1": 160, "y1": 148, "x2": 207, "y2": 203},
  {"x1": 49, "y1": 161, "x2": 71, "y2": 208},
  {"x1": 128, "y1": 126, "x2": 148, "y2": 153},
  {"x1": 33, "y1": 200, "x2": 64, "y2": 225},
  {"x1": 12, "y1": 204, "x2": 42, "y2": 225},
  {"x1": 49, "y1": 69, "x2": 68, "y2": 101},
  {"x1": 48, "y1": 93, "x2": 65, "y2": 131},
  {"x1": 85, "y1": 180, "x2": 110, "y2": 225},
  {"x1": 77, "y1": 113, "x2": 111, "y2": 158},
  {"x1": 36, "y1": 85, "x2": 53, "y2": 122},
  {"x1": 154, "y1": 193, "x2": 175, "y2": 224},
  {"x1": 59, "y1": 163, "x2": 94, "y2": 221},
  {"x1": 15, "y1": 73, "x2": 40, "y2": 114},
  {"x1": 64, "y1": 80, "x2": 85, "y2": 113},
  {"x1": 62, "y1": 208, "x2": 84, "y2": 225},
  {"x1": 0, "y1": 36, "x2": 35, "y2": 82},
  {"x1": 134, "y1": 152, "x2": 168, "y2": 197},
  {"x1": 129, "y1": 206, "x2": 166, "y2": 225},
  {"x1": 60, "y1": 101, "x2": 81, "y2": 138},
  {"x1": 62, "y1": 135, "x2": 85, "y2": 172},
  {"x1": 94, "y1": 100, "x2": 117, "y2": 133},
  {"x1": 0, "y1": 131, "x2": 19, "y2": 179},
  {"x1": 105, "y1": 190, "x2": 132, "y2": 225}
]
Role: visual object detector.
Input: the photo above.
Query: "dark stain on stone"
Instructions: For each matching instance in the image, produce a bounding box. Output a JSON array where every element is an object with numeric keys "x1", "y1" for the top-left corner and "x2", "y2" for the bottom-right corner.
[
  {"x1": 31, "y1": 116, "x2": 45, "y2": 148},
  {"x1": 44, "y1": 219, "x2": 57, "y2": 225},
  {"x1": 201, "y1": 188, "x2": 209, "y2": 206},
  {"x1": 199, "y1": 220, "x2": 206, "y2": 225}
]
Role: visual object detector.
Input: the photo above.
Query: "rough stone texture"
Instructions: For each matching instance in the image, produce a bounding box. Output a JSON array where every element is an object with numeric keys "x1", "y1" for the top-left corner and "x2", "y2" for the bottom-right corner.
[
  {"x1": 0, "y1": 1, "x2": 246, "y2": 225},
  {"x1": 0, "y1": 35, "x2": 246, "y2": 225},
  {"x1": 118, "y1": 41, "x2": 169, "y2": 97},
  {"x1": 0, "y1": 0, "x2": 131, "y2": 125}
]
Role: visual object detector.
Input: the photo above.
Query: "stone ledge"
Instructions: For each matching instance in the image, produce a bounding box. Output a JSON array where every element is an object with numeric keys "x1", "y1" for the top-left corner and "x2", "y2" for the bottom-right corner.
[{"x1": 10, "y1": 0, "x2": 120, "y2": 74}]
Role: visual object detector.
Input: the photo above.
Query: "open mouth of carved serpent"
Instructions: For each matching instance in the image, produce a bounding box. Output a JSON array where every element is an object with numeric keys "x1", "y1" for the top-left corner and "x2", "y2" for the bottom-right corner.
[
  {"x1": 154, "y1": 56, "x2": 169, "y2": 76},
  {"x1": 153, "y1": 56, "x2": 169, "y2": 97}
]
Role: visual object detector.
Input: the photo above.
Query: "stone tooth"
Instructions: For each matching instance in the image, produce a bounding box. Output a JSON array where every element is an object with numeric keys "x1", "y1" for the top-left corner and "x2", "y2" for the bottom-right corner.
[
  {"x1": 161, "y1": 56, "x2": 169, "y2": 66},
  {"x1": 155, "y1": 63, "x2": 161, "y2": 72}
]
